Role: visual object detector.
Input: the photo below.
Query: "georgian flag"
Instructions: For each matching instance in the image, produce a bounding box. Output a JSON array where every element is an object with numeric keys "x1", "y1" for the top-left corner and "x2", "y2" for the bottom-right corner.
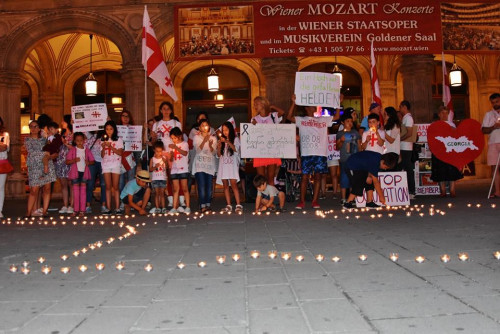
[
  {"x1": 442, "y1": 53, "x2": 454, "y2": 121},
  {"x1": 142, "y1": 6, "x2": 178, "y2": 101}
]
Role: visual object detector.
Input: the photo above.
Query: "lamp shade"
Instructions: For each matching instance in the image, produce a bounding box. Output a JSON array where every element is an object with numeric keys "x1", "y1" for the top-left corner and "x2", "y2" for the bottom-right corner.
[
  {"x1": 85, "y1": 73, "x2": 98, "y2": 96},
  {"x1": 449, "y1": 63, "x2": 462, "y2": 87},
  {"x1": 207, "y1": 67, "x2": 219, "y2": 92},
  {"x1": 111, "y1": 97, "x2": 122, "y2": 104},
  {"x1": 332, "y1": 64, "x2": 342, "y2": 87}
]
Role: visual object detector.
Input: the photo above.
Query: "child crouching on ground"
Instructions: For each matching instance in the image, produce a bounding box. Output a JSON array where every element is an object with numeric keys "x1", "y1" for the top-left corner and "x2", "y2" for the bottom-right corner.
[
  {"x1": 253, "y1": 174, "x2": 286, "y2": 213},
  {"x1": 120, "y1": 170, "x2": 152, "y2": 216}
]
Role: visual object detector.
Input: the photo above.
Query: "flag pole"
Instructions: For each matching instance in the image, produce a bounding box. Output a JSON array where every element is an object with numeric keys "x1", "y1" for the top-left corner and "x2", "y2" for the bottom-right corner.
[{"x1": 144, "y1": 61, "x2": 149, "y2": 172}]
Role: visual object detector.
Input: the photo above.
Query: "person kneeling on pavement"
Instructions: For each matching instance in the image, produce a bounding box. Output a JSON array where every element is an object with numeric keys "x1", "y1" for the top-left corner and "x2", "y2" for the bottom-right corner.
[
  {"x1": 343, "y1": 151, "x2": 398, "y2": 209},
  {"x1": 253, "y1": 174, "x2": 286, "y2": 213},
  {"x1": 120, "y1": 170, "x2": 152, "y2": 216}
]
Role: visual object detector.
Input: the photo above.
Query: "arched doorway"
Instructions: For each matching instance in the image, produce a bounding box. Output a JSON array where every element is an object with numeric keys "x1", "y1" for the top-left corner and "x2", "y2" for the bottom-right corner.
[
  {"x1": 432, "y1": 61, "x2": 469, "y2": 120},
  {"x1": 182, "y1": 66, "x2": 251, "y2": 130}
]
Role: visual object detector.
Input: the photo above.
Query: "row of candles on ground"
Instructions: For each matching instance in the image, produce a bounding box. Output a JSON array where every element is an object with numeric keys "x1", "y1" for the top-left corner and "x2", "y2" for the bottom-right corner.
[{"x1": 10, "y1": 251, "x2": 500, "y2": 275}]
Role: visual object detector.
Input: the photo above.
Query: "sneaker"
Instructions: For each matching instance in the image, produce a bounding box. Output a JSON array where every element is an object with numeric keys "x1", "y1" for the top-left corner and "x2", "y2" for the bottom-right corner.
[
  {"x1": 168, "y1": 208, "x2": 178, "y2": 215},
  {"x1": 184, "y1": 207, "x2": 191, "y2": 214},
  {"x1": 319, "y1": 195, "x2": 326, "y2": 200},
  {"x1": 119, "y1": 203, "x2": 125, "y2": 211},
  {"x1": 409, "y1": 194, "x2": 416, "y2": 200},
  {"x1": 177, "y1": 206, "x2": 185, "y2": 213},
  {"x1": 114, "y1": 209, "x2": 123, "y2": 215},
  {"x1": 58, "y1": 206, "x2": 68, "y2": 214},
  {"x1": 277, "y1": 207, "x2": 287, "y2": 213},
  {"x1": 366, "y1": 202, "x2": 381, "y2": 209},
  {"x1": 32, "y1": 211, "x2": 43, "y2": 217},
  {"x1": 155, "y1": 208, "x2": 162, "y2": 214},
  {"x1": 311, "y1": 201, "x2": 321, "y2": 209},
  {"x1": 101, "y1": 206, "x2": 109, "y2": 213},
  {"x1": 66, "y1": 207, "x2": 74, "y2": 214},
  {"x1": 149, "y1": 207, "x2": 157, "y2": 214},
  {"x1": 295, "y1": 202, "x2": 305, "y2": 210},
  {"x1": 343, "y1": 201, "x2": 356, "y2": 209},
  {"x1": 161, "y1": 208, "x2": 167, "y2": 214},
  {"x1": 340, "y1": 199, "x2": 346, "y2": 205},
  {"x1": 85, "y1": 207, "x2": 92, "y2": 214}
]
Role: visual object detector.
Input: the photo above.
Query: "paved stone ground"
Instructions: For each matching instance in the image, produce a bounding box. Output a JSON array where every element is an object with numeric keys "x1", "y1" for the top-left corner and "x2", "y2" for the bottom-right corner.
[{"x1": 0, "y1": 179, "x2": 499, "y2": 334}]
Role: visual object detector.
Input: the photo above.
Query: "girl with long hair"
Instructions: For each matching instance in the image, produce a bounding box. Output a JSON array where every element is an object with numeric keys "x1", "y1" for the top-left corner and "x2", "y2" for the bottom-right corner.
[{"x1": 101, "y1": 120, "x2": 124, "y2": 214}]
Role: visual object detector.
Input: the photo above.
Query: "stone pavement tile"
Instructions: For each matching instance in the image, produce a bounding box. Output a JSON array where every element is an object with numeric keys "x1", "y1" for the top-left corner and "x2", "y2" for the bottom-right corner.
[
  {"x1": 301, "y1": 299, "x2": 373, "y2": 332},
  {"x1": 169, "y1": 262, "x2": 245, "y2": 279},
  {"x1": 134, "y1": 299, "x2": 246, "y2": 330},
  {"x1": 371, "y1": 313, "x2": 500, "y2": 334},
  {"x1": 0, "y1": 280, "x2": 82, "y2": 302},
  {"x1": 247, "y1": 267, "x2": 287, "y2": 286},
  {"x1": 124, "y1": 266, "x2": 173, "y2": 286},
  {"x1": 274, "y1": 243, "x2": 307, "y2": 252},
  {"x1": 247, "y1": 285, "x2": 297, "y2": 310},
  {"x1": 290, "y1": 278, "x2": 344, "y2": 301},
  {"x1": 457, "y1": 271, "x2": 500, "y2": 290},
  {"x1": 0, "y1": 301, "x2": 54, "y2": 331},
  {"x1": 80, "y1": 271, "x2": 134, "y2": 290},
  {"x1": 155, "y1": 277, "x2": 245, "y2": 301},
  {"x1": 245, "y1": 256, "x2": 282, "y2": 269},
  {"x1": 180, "y1": 248, "x2": 246, "y2": 263},
  {"x1": 284, "y1": 263, "x2": 328, "y2": 280},
  {"x1": 102, "y1": 285, "x2": 160, "y2": 307},
  {"x1": 71, "y1": 306, "x2": 145, "y2": 334},
  {"x1": 272, "y1": 235, "x2": 301, "y2": 244},
  {"x1": 129, "y1": 327, "x2": 247, "y2": 334},
  {"x1": 349, "y1": 287, "x2": 474, "y2": 320},
  {"x1": 461, "y1": 294, "x2": 500, "y2": 322},
  {"x1": 426, "y1": 274, "x2": 499, "y2": 298},
  {"x1": 15, "y1": 314, "x2": 86, "y2": 334},
  {"x1": 249, "y1": 308, "x2": 309, "y2": 334},
  {"x1": 42, "y1": 289, "x2": 114, "y2": 314}
]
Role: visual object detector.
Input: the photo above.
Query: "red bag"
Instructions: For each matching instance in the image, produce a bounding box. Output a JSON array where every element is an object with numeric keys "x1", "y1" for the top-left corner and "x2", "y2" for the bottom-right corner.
[{"x1": 0, "y1": 160, "x2": 13, "y2": 174}]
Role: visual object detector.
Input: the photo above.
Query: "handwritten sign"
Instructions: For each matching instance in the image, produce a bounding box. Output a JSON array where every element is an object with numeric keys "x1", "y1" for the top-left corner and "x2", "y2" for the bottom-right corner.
[
  {"x1": 71, "y1": 104, "x2": 108, "y2": 132},
  {"x1": 240, "y1": 123, "x2": 297, "y2": 159},
  {"x1": 327, "y1": 134, "x2": 340, "y2": 161},
  {"x1": 117, "y1": 125, "x2": 143, "y2": 152},
  {"x1": 356, "y1": 172, "x2": 410, "y2": 207},
  {"x1": 294, "y1": 72, "x2": 340, "y2": 108}
]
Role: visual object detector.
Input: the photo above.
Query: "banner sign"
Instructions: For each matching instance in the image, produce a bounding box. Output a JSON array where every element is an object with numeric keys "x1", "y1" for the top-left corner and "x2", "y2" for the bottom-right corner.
[
  {"x1": 356, "y1": 172, "x2": 410, "y2": 207},
  {"x1": 327, "y1": 134, "x2": 340, "y2": 161},
  {"x1": 71, "y1": 104, "x2": 108, "y2": 132},
  {"x1": 175, "y1": 0, "x2": 443, "y2": 59},
  {"x1": 294, "y1": 72, "x2": 341, "y2": 108},
  {"x1": 117, "y1": 125, "x2": 143, "y2": 152},
  {"x1": 415, "y1": 123, "x2": 439, "y2": 196},
  {"x1": 240, "y1": 123, "x2": 297, "y2": 158}
]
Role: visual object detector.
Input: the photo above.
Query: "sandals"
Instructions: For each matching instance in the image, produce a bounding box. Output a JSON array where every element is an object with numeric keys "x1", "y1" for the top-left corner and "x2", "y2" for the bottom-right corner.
[
  {"x1": 235, "y1": 204, "x2": 243, "y2": 213},
  {"x1": 222, "y1": 205, "x2": 232, "y2": 213}
]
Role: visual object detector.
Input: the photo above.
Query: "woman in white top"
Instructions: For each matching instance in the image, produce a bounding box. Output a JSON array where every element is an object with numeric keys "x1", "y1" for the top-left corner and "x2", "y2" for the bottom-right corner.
[
  {"x1": 0, "y1": 117, "x2": 11, "y2": 218},
  {"x1": 101, "y1": 120, "x2": 124, "y2": 214},
  {"x1": 151, "y1": 101, "x2": 182, "y2": 150},
  {"x1": 384, "y1": 106, "x2": 401, "y2": 159}
]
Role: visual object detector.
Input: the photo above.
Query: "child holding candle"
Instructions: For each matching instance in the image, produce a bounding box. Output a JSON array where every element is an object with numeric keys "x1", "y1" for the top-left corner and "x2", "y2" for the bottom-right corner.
[
  {"x1": 253, "y1": 174, "x2": 286, "y2": 213},
  {"x1": 336, "y1": 113, "x2": 361, "y2": 204},
  {"x1": 101, "y1": 120, "x2": 124, "y2": 214},
  {"x1": 168, "y1": 127, "x2": 191, "y2": 214},
  {"x1": 120, "y1": 170, "x2": 151, "y2": 216},
  {"x1": 361, "y1": 113, "x2": 385, "y2": 154},
  {"x1": 149, "y1": 141, "x2": 168, "y2": 213},
  {"x1": 66, "y1": 132, "x2": 95, "y2": 216},
  {"x1": 216, "y1": 121, "x2": 243, "y2": 213}
]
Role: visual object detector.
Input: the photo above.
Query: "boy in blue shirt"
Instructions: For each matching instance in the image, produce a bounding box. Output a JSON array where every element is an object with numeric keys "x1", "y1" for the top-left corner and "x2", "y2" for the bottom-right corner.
[
  {"x1": 120, "y1": 170, "x2": 152, "y2": 216},
  {"x1": 336, "y1": 114, "x2": 361, "y2": 204}
]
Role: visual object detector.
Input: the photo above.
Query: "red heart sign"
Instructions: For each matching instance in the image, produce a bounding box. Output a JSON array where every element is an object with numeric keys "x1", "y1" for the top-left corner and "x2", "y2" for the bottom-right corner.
[{"x1": 427, "y1": 119, "x2": 485, "y2": 170}]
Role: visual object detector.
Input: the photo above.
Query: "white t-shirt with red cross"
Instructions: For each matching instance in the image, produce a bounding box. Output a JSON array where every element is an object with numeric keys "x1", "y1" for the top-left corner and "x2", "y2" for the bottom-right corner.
[
  {"x1": 170, "y1": 141, "x2": 189, "y2": 175},
  {"x1": 153, "y1": 119, "x2": 182, "y2": 148},
  {"x1": 151, "y1": 156, "x2": 167, "y2": 181},
  {"x1": 102, "y1": 138, "x2": 124, "y2": 169},
  {"x1": 295, "y1": 116, "x2": 333, "y2": 157},
  {"x1": 362, "y1": 129, "x2": 386, "y2": 154}
]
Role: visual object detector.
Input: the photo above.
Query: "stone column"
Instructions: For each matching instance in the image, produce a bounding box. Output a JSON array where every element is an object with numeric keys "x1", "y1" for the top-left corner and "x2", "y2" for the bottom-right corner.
[
  {"x1": 260, "y1": 57, "x2": 299, "y2": 114},
  {"x1": 121, "y1": 62, "x2": 155, "y2": 127},
  {"x1": 400, "y1": 55, "x2": 435, "y2": 123},
  {"x1": 39, "y1": 92, "x2": 64, "y2": 122},
  {"x1": 0, "y1": 70, "x2": 27, "y2": 199}
]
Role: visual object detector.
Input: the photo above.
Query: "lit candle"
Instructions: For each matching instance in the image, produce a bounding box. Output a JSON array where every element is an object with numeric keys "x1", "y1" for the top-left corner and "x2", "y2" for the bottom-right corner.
[
  {"x1": 60, "y1": 255, "x2": 68, "y2": 261},
  {"x1": 144, "y1": 263, "x2": 154, "y2": 272},
  {"x1": 331, "y1": 256, "x2": 342, "y2": 263},
  {"x1": 89, "y1": 244, "x2": 96, "y2": 250},
  {"x1": 295, "y1": 255, "x2": 304, "y2": 262},
  {"x1": 440, "y1": 254, "x2": 451, "y2": 263},
  {"x1": 9, "y1": 264, "x2": 18, "y2": 273},
  {"x1": 81, "y1": 248, "x2": 88, "y2": 254},
  {"x1": 22, "y1": 260, "x2": 30, "y2": 267},
  {"x1": 315, "y1": 254, "x2": 324, "y2": 262},
  {"x1": 79, "y1": 265, "x2": 88, "y2": 272},
  {"x1": 176, "y1": 262, "x2": 185, "y2": 269},
  {"x1": 389, "y1": 253, "x2": 399, "y2": 262},
  {"x1": 492, "y1": 204, "x2": 497, "y2": 209},
  {"x1": 37, "y1": 257, "x2": 46, "y2": 264},
  {"x1": 250, "y1": 250, "x2": 260, "y2": 259},
  {"x1": 198, "y1": 261, "x2": 207, "y2": 268},
  {"x1": 41, "y1": 265, "x2": 52, "y2": 275},
  {"x1": 493, "y1": 251, "x2": 500, "y2": 260},
  {"x1": 115, "y1": 261, "x2": 125, "y2": 270},
  {"x1": 231, "y1": 254, "x2": 240, "y2": 262},
  {"x1": 73, "y1": 250, "x2": 80, "y2": 257},
  {"x1": 216, "y1": 255, "x2": 226, "y2": 264},
  {"x1": 20, "y1": 267, "x2": 30, "y2": 275},
  {"x1": 415, "y1": 255, "x2": 425, "y2": 263},
  {"x1": 268, "y1": 251, "x2": 278, "y2": 259},
  {"x1": 458, "y1": 252, "x2": 469, "y2": 261},
  {"x1": 281, "y1": 252, "x2": 291, "y2": 261},
  {"x1": 358, "y1": 254, "x2": 368, "y2": 261},
  {"x1": 60, "y1": 266, "x2": 70, "y2": 274},
  {"x1": 95, "y1": 263, "x2": 105, "y2": 271}
]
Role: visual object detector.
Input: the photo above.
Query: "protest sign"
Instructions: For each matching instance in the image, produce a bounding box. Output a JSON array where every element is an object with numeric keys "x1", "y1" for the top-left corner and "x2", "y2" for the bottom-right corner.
[
  {"x1": 117, "y1": 125, "x2": 143, "y2": 151},
  {"x1": 240, "y1": 123, "x2": 296, "y2": 159},
  {"x1": 71, "y1": 104, "x2": 108, "y2": 132},
  {"x1": 327, "y1": 134, "x2": 340, "y2": 161},
  {"x1": 294, "y1": 72, "x2": 341, "y2": 108},
  {"x1": 356, "y1": 172, "x2": 410, "y2": 207}
]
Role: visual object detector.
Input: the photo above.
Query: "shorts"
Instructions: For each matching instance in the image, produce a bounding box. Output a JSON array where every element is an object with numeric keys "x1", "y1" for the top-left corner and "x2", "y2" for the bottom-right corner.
[
  {"x1": 170, "y1": 172, "x2": 190, "y2": 180},
  {"x1": 487, "y1": 143, "x2": 500, "y2": 165},
  {"x1": 71, "y1": 171, "x2": 87, "y2": 185},
  {"x1": 301, "y1": 156, "x2": 328, "y2": 175},
  {"x1": 151, "y1": 180, "x2": 166, "y2": 189},
  {"x1": 122, "y1": 187, "x2": 146, "y2": 205},
  {"x1": 349, "y1": 170, "x2": 374, "y2": 197},
  {"x1": 102, "y1": 165, "x2": 121, "y2": 174},
  {"x1": 327, "y1": 159, "x2": 339, "y2": 167},
  {"x1": 262, "y1": 193, "x2": 280, "y2": 206}
]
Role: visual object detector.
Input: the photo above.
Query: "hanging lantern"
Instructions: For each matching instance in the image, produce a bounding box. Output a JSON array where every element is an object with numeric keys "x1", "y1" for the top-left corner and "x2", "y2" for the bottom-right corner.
[
  {"x1": 449, "y1": 55, "x2": 462, "y2": 87},
  {"x1": 86, "y1": 34, "x2": 98, "y2": 96},
  {"x1": 207, "y1": 60, "x2": 219, "y2": 92},
  {"x1": 332, "y1": 56, "x2": 342, "y2": 87}
]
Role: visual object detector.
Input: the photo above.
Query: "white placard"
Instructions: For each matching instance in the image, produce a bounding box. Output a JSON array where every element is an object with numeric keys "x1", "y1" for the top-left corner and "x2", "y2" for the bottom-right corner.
[
  {"x1": 240, "y1": 123, "x2": 297, "y2": 159},
  {"x1": 327, "y1": 134, "x2": 340, "y2": 161},
  {"x1": 117, "y1": 125, "x2": 143, "y2": 151},
  {"x1": 71, "y1": 103, "x2": 108, "y2": 132},
  {"x1": 356, "y1": 172, "x2": 410, "y2": 207},
  {"x1": 294, "y1": 72, "x2": 341, "y2": 108}
]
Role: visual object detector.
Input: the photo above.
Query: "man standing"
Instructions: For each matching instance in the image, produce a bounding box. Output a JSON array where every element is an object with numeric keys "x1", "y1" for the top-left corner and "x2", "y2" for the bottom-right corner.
[
  {"x1": 481, "y1": 93, "x2": 500, "y2": 198},
  {"x1": 399, "y1": 100, "x2": 415, "y2": 199}
]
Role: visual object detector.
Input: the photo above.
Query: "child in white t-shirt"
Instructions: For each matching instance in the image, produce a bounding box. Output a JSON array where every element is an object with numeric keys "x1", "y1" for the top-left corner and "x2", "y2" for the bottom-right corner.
[
  {"x1": 361, "y1": 113, "x2": 385, "y2": 154},
  {"x1": 149, "y1": 141, "x2": 168, "y2": 214},
  {"x1": 168, "y1": 127, "x2": 190, "y2": 214},
  {"x1": 101, "y1": 121, "x2": 124, "y2": 214}
]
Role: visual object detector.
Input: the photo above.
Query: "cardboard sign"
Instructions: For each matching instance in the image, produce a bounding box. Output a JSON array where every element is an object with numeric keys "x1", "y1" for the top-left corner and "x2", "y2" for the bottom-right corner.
[
  {"x1": 117, "y1": 125, "x2": 143, "y2": 152},
  {"x1": 356, "y1": 172, "x2": 410, "y2": 207},
  {"x1": 294, "y1": 72, "x2": 341, "y2": 108},
  {"x1": 427, "y1": 119, "x2": 485, "y2": 170},
  {"x1": 71, "y1": 104, "x2": 108, "y2": 132},
  {"x1": 327, "y1": 134, "x2": 340, "y2": 161},
  {"x1": 240, "y1": 123, "x2": 297, "y2": 159}
]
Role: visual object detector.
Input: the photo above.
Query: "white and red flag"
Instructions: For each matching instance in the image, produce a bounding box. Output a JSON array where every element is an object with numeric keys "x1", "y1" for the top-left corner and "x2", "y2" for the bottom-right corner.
[
  {"x1": 442, "y1": 53, "x2": 454, "y2": 121},
  {"x1": 142, "y1": 6, "x2": 178, "y2": 101},
  {"x1": 370, "y1": 41, "x2": 382, "y2": 108}
]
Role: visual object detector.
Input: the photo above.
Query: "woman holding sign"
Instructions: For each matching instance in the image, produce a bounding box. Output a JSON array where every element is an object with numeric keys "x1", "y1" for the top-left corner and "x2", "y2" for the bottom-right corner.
[{"x1": 251, "y1": 96, "x2": 286, "y2": 186}]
